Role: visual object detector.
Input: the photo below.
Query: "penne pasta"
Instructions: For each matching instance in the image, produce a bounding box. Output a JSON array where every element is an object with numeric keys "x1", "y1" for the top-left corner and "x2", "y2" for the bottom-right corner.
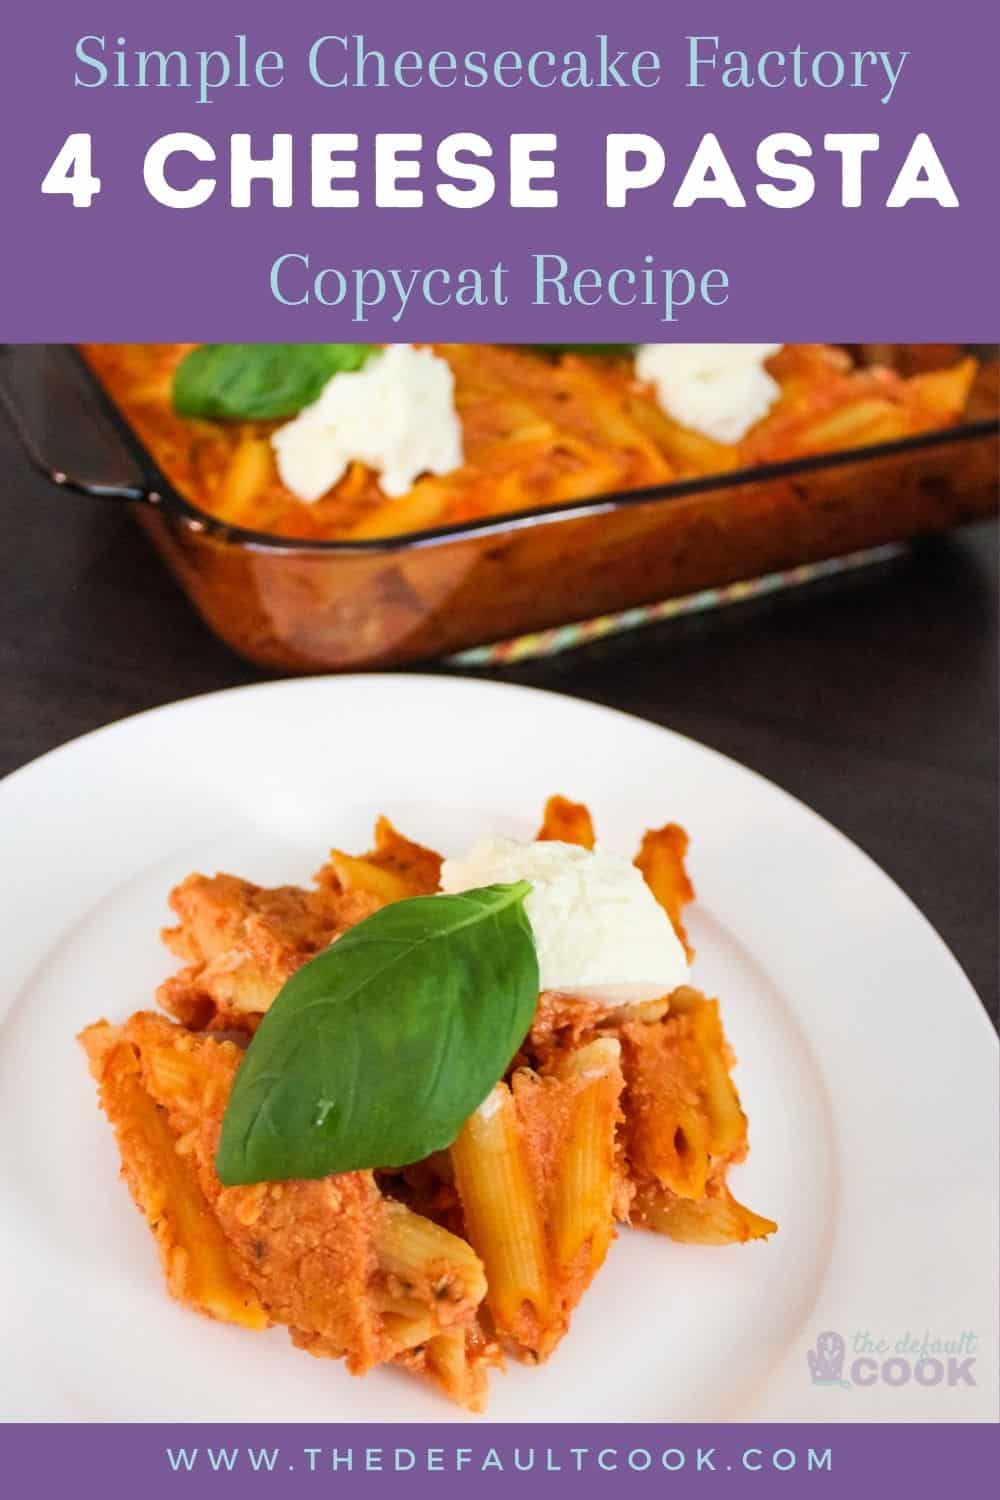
[
  {"x1": 79, "y1": 1021, "x2": 268, "y2": 1330},
  {"x1": 346, "y1": 485, "x2": 450, "y2": 539},
  {"x1": 684, "y1": 996, "x2": 747, "y2": 1160},
  {"x1": 548, "y1": 1039, "x2": 625, "y2": 1274},
  {"x1": 81, "y1": 1013, "x2": 490, "y2": 1401},
  {"x1": 214, "y1": 435, "x2": 275, "y2": 524},
  {"x1": 374, "y1": 1199, "x2": 487, "y2": 1317},
  {"x1": 158, "y1": 871, "x2": 357, "y2": 1029},
  {"x1": 618, "y1": 1008, "x2": 713, "y2": 1200},
  {"x1": 406, "y1": 1325, "x2": 501, "y2": 1415},
  {"x1": 631, "y1": 1179, "x2": 777, "y2": 1246},
  {"x1": 633, "y1": 823, "x2": 695, "y2": 958},
  {"x1": 450, "y1": 1042, "x2": 626, "y2": 1363},
  {"x1": 450, "y1": 1084, "x2": 551, "y2": 1352},
  {"x1": 322, "y1": 849, "x2": 415, "y2": 906},
  {"x1": 613, "y1": 988, "x2": 772, "y2": 1242},
  {"x1": 536, "y1": 794, "x2": 596, "y2": 849},
  {"x1": 319, "y1": 815, "x2": 443, "y2": 905}
]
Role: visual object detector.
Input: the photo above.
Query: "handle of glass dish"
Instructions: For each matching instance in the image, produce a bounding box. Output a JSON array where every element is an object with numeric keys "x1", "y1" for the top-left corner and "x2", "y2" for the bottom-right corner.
[{"x1": 0, "y1": 344, "x2": 157, "y2": 503}]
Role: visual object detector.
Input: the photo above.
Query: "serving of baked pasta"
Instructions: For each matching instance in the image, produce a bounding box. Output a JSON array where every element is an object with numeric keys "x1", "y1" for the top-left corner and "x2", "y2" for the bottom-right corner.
[{"x1": 80, "y1": 795, "x2": 775, "y2": 1413}]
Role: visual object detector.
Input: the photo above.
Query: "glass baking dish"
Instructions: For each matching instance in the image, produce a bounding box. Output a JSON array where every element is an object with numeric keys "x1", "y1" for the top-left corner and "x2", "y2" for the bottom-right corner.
[{"x1": 2, "y1": 343, "x2": 997, "y2": 672}]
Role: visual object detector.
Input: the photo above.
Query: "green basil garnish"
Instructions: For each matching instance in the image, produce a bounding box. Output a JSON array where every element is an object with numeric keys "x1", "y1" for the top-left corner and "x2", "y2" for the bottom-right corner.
[
  {"x1": 215, "y1": 882, "x2": 539, "y2": 1185},
  {"x1": 173, "y1": 343, "x2": 375, "y2": 421}
]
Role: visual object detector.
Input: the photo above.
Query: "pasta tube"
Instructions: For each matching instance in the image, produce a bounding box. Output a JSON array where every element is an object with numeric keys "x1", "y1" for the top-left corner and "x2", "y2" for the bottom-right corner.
[
  {"x1": 632, "y1": 1180, "x2": 777, "y2": 1245},
  {"x1": 450, "y1": 1084, "x2": 551, "y2": 1349}
]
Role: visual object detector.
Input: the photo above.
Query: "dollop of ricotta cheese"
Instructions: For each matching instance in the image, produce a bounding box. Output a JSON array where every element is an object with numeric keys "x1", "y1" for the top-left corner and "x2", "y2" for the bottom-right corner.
[
  {"x1": 440, "y1": 835, "x2": 689, "y2": 1004},
  {"x1": 635, "y1": 343, "x2": 783, "y2": 444},
  {"x1": 271, "y1": 344, "x2": 463, "y2": 503}
]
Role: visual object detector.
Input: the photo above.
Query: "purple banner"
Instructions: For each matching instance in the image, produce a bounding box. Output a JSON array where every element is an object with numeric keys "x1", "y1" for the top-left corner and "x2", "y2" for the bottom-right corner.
[
  {"x1": 3, "y1": 1425, "x2": 999, "y2": 1497},
  {"x1": 2, "y1": 0, "x2": 998, "y2": 339}
]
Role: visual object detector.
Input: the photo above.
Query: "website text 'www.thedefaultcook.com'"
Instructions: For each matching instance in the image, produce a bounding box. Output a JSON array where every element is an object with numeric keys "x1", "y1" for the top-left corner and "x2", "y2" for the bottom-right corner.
[{"x1": 163, "y1": 1443, "x2": 834, "y2": 1477}]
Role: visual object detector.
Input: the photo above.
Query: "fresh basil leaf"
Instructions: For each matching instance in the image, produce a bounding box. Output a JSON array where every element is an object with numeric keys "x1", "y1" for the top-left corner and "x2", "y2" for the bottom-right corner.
[
  {"x1": 215, "y1": 882, "x2": 539, "y2": 1185},
  {"x1": 173, "y1": 343, "x2": 375, "y2": 421}
]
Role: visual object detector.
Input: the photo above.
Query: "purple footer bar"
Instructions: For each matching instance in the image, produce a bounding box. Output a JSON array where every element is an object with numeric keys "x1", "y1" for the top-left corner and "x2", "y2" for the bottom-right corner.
[{"x1": 3, "y1": 1424, "x2": 996, "y2": 1497}]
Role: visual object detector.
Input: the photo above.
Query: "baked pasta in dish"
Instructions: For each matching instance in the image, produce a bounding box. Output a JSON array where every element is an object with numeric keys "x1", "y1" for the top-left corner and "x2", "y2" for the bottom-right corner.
[
  {"x1": 78, "y1": 342, "x2": 977, "y2": 543},
  {"x1": 80, "y1": 796, "x2": 775, "y2": 1412}
]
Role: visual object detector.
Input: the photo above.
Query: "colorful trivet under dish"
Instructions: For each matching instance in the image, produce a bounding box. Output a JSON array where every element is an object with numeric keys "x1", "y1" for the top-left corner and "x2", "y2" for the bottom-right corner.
[{"x1": 448, "y1": 544, "x2": 907, "y2": 666}]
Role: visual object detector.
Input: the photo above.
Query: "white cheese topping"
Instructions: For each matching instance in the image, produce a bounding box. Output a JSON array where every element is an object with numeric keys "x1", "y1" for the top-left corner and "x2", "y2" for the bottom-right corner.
[
  {"x1": 440, "y1": 835, "x2": 689, "y2": 1005},
  {"x1": 635, "y1": 343, "x2": 783, "y2": 444},
  {"x1": 271, "y1": 344, "x2": 463, "y2": 503}
]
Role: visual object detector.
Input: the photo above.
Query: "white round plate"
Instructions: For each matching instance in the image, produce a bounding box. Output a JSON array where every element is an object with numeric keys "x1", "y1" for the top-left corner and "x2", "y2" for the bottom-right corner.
[{"x1": 0, "y1": 676, "x2": 995, "y2": 1424}]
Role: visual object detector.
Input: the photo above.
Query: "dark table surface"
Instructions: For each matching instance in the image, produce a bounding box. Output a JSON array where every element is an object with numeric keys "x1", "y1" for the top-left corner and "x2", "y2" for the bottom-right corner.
[{"x1": 2, "y1": 408, "x2": 997, "y2": 1027}]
